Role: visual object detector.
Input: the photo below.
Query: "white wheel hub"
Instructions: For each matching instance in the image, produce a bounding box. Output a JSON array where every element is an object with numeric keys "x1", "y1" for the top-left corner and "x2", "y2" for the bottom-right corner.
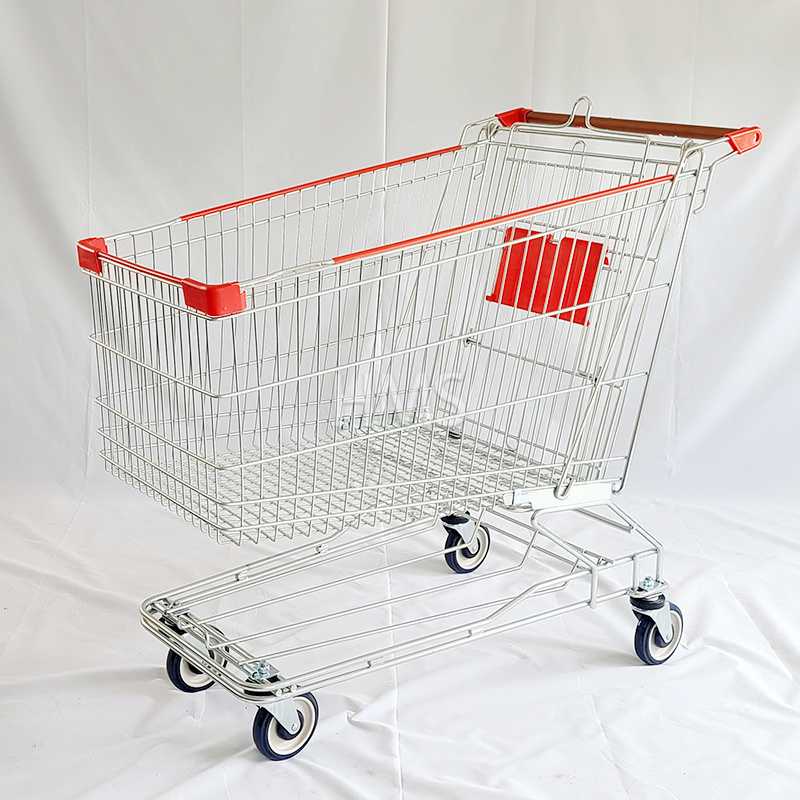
[
  {"x1": 265, "y1": 695, "x2": 317, "y2": 757},
  {"x1": 178, "y1": 656, "x2": 213, "y2": 689}
]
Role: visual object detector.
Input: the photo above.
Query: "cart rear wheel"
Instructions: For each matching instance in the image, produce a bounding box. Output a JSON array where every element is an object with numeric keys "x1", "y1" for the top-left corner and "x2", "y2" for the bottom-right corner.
[
  {"x1": 634, "y1": 603, "x2": 683, "y2": 665},
  {"x1": 252, "y1": 693, "x2": 319, "y2": 760},
  {"x1": 444, "y1": 524, "x2": 491, "y2": 574}
]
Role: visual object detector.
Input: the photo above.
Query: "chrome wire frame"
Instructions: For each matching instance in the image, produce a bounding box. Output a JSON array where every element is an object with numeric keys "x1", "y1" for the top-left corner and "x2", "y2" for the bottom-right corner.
[
  {"x1": 141, "y1": 502, "x2": 665, "y2": 702},
  {"x1": 87, "y1": 107, "x2": 734, "y2": 705}
]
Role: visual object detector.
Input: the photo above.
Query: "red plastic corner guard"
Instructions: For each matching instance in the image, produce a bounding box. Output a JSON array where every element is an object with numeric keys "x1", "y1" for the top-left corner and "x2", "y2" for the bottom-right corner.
[
  {"x1": 495, "y1": 108, "x2": 531, "y2": 127},
  {"x1": 727, "y1": 127, "x2": 762, "y2": 154},
  {"x1": 181, "y1": 279, "x2": 247, "y2": 317},
  {"x1": 77, "y1": 236, "x2": 246, "y2": 317},
  {"x1": 77, "y1": 237, "x2": 107, "y2": 274}
]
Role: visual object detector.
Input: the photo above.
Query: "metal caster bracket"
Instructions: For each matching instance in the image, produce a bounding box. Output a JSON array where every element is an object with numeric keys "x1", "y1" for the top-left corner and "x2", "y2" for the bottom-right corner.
[
  {"x1": 629, "y1": 587, "x2": 674, "y2": 645},
  {"x1": 259, "y1": 695, "x2": 302, "y2": 736},
  {"x1": 441, "y1": 512, "x2": 483, "y2": 555}
]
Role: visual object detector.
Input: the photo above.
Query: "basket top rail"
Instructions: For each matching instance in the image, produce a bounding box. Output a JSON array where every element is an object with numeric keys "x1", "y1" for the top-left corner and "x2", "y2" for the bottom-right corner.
[{"x1": 77, "y1": 99, "x2": 760, "y2": 318}]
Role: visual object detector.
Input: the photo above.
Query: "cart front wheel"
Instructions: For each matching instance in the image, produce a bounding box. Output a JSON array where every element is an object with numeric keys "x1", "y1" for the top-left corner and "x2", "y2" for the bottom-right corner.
[
  {"x1": 252, "y1": 693, "x2": 319, "y2": 760},
  {"x1": 634, "y1": 602, "x2": 683, "y2": 665},
  {"x1": 444, "y1": 523, "x2": 491, "y2": 574},
  {"x1": 166, "y1": 649, "x2": 215, "y2": 692},
  {"x1": 165, "y1": 626, "x2": 230, "y2": 693}
]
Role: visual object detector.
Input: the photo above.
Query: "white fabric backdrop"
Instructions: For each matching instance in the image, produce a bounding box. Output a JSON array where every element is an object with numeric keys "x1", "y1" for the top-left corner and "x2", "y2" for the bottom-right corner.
[{"x1": 1, "y1": 1, "x2": 799, "y2": 797}]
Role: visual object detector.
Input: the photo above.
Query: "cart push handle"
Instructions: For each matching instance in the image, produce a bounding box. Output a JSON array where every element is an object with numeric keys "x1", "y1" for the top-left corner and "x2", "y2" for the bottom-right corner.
[{"x1": 495, "y1": 106, "x2": 762, "y2": 154}]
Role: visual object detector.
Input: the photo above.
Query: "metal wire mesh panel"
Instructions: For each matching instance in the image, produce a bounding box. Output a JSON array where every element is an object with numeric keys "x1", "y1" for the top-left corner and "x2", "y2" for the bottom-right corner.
[
  {"x1": 86, "y1": 115, "x2": 717, "y2": 544},
  {"x1": 78, "y1": 102, "x2": 762, "y2": 761}
]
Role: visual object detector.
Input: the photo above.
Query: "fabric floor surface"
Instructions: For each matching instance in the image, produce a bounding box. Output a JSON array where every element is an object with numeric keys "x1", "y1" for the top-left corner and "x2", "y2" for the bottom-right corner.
[{"x1": 1, "y1": 473, "x2": 798, "y2": 800}]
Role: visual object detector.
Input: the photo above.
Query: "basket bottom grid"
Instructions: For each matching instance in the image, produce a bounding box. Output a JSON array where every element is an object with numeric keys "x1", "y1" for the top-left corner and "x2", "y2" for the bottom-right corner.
[{"x1": 101, "y1": 420, "x2": 564, "y2": 544}]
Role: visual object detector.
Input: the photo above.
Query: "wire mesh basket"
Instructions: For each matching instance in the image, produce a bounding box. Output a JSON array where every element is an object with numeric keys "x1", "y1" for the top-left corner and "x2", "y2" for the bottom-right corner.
[{"x1": 79, "y1": 98, "x2": 761, "y2": 760}]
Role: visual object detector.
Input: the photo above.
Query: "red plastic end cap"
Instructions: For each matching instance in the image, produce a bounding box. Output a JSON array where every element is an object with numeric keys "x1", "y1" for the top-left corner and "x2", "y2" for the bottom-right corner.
[
  {"x1": 496, "y1": 108, "x2": 532, "y2": 127},
  {"x1": 77, "y1": 237, "x2": 108, "y2": 274},
  {"x1": 181, "y1": 279, "x2": 247, "y2": 317},
  {"x1": 727, "y1": 126, "x2": 762, "y2": 153}
]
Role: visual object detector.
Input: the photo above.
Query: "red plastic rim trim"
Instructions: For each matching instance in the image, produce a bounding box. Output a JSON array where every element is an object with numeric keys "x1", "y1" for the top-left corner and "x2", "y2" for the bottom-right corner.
[
  {"x1": 180, "y1": 145, "x2": 462, "y2": 221},
  {"x1": 331, "y1": 174, "x2": 674, "y2": 266},
  {"x1": 77, "y1": 243, "x2": 246, "y2": 318},
  {"x1": 77, "y1": 237, "x2": 108, "y2": 274},
  {"x1": 181, "y1": 279, "x2": 247, "y2": 317},
  {"x1": 495, "y1": 108, "x2": 532, "y2": 127},
  {"x1": 726, "y1": 127, "x2": 762, "y2": 154}
]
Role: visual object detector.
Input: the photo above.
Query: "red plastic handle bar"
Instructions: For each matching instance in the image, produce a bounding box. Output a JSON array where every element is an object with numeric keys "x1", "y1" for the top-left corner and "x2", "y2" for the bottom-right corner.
[
  {"x1": 77, "y1": 238, "x2": 246, "y2": 318},
  {"x1": 496, "y1": 107, "x2": 762, "y2": 153}
]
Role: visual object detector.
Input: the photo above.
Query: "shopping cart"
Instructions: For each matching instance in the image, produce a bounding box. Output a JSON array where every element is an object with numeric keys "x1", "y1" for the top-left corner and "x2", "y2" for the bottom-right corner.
[{"x1": 78, "y1": 98, "x2": 760, "y2": 759}]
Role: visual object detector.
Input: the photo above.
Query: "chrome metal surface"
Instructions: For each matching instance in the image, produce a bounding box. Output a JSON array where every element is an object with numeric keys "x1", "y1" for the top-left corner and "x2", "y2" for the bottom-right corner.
[
  {"x1": 647, "y1": 602, "x2": 675, "y2": 645},
  {"x1": 141, "y1": 503, "x2": 666, "y2": 699},
  {"x1": 83, "y1": 100, "x2": 743, "y2": 731},
  {"x1": 88, "y1": 111, "x2": 732, "y2": 545}
]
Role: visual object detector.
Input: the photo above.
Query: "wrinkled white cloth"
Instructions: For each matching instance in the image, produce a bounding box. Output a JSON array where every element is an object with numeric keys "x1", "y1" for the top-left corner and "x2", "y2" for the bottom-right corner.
[{"x1": 2, "y1": 481, "x2": 799, "y2": 799}]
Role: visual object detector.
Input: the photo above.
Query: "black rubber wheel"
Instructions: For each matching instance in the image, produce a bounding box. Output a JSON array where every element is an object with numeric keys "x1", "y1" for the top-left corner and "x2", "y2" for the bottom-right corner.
[
  {"x1": 252, "y1": 693, "x2": 319, "y2": 760},
  {"x1": 634, "y1": 602, "x2": 683, "y2": 665},
  {"x1": 443, "y1": 524, "x2": 491, "y2": 574}
]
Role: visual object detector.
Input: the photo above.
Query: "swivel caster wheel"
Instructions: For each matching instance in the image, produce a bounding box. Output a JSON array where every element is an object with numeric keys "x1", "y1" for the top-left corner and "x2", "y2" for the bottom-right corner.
[
  {"x1": 442, "y1": 515, "x2": 491, "y2": 574},
  {"x1": 165, "y1": 626, "x2": 230, "y2": 693},
  {"x1": 252, "y1": 693, "x2": 319, "y2": 760},
  {"x1": 633, "y1": 600, "x2": 683, "y2": 665}
]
